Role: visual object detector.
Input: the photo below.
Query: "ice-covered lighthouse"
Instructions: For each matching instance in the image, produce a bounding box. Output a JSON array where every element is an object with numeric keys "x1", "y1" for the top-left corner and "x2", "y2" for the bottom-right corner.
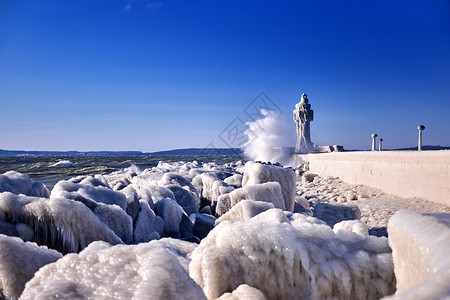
[{"x1": 293, "y1": 93, "x2": 315, "y2": 153}]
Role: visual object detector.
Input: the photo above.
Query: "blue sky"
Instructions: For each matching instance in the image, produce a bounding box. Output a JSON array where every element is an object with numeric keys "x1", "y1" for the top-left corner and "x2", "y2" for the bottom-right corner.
[{"x1": 1, "y1": 0, "x2": 449, "y2": 151}]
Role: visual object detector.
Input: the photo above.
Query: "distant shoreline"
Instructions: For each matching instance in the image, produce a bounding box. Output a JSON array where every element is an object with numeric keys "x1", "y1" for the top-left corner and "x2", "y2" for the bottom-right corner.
[
  {"x1": 0, "y1": 148, "x2": 244, "y2": 157},
  {"x1": 1, "y1": 146, "x2": 449, "y2": 157}
]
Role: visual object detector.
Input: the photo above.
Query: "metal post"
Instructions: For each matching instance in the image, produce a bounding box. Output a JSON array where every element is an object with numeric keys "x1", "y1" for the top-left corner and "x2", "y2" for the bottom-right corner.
[
  {"x1": 379, "y1": 139, "x2": 383, "y2": 151},
  {"x1": 418, "y1": 125, "x2": 425, "y2": 151},
  {"x1": 371, "y1": 134, "x2": 378, "y2": 151}
]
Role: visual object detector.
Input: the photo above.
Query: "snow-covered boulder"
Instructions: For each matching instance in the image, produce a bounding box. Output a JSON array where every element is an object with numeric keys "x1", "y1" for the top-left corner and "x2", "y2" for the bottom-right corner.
[
  {"x1": 19, "y1": 241, "x2": 206, "y2": 300},
  {"x1": 190, "y1": 220, "x2": 395, "y2": 299},
  {"x1": 242, "y1": 161, "x2": 295, "y2": 211},
  {"x1": 383, "y1": 210, "x2": 450, "y2": 300},
  {"x1": 216, "y1": 182, "x2": 285, "y2": 216},
  {"x1": 0, "y1": 192, "x2": 122, "y2": 253},
  {"x1": 0, "y1": 171, "x2": 49, "y2": 198},
  {"x1": 0, "y1": 234, "x2": 62, "y2": 300}
]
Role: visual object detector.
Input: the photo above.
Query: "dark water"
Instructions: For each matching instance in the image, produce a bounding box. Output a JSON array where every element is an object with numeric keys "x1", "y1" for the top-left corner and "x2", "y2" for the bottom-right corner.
[{"x1": 0, "y1": 155, "x2": 243, "y2": 190}]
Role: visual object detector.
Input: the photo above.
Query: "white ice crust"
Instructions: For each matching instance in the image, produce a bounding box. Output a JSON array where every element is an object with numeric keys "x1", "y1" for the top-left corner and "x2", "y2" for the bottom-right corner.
[
  {"x1": 190, "y1": 219, "x2": 395, "y2": 299},
  {"x1": 382, "y1": 210, "x2": 450, "y2": 299},
  {"x1": 242, "y1": 161, "x2": 295, "y2": 211},
  {"x1": 19, "y1": 241, "x2": 206, "y2": 300},
  {"x1": 0, "y1": 234, "x2": 62, "y2": 300},
  {"x1": 0, "y1": 192, "x2": 122, "y2": 253},
  {"x1": 0, "y1": 171, "x2": 49, "y2": 198}
]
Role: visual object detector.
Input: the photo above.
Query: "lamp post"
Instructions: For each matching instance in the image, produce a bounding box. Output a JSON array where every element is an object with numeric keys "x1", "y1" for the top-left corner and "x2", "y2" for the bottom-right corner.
[
  {"x1": 379, "y1": 139, "x2": 383, "y2": 151},
  {"x1": 418, "y1": 125, "x2": 425, "y2": 151},
  {"x1": 371, "y1": 134, "x2": 378, "y2": 151}
]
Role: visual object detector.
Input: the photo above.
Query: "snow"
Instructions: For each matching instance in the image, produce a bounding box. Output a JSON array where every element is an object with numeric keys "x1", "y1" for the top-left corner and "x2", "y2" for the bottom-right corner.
[
  {"x1": 242, "y1": 161, "x2": 295, "y2": 211},
  {"x1": 0, "y1": 171, "x2": 49, "y2": 198},
  {"x1": 19, "y1": 241, "x2": 206, "y2": 300},
  {"x1": 190, "y1": 219, "x2": 395, "y2": 299},
  {"x1": 0, "y1": 234, "x2": 62, "y2": 300}
]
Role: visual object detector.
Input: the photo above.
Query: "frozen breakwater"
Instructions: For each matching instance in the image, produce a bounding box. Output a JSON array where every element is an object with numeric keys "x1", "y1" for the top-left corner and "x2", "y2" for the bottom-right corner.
[
  {"x1": 0, "y1": 159, "x2": 449, "y2": 299},
  {"x1": 296, "y1": 150, "x2": 450, "y2": 206}
]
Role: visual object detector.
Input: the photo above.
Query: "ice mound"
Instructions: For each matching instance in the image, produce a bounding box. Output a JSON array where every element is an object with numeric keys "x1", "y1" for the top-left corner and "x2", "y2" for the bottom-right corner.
[
  {"x1": 313, "y1": 202, "x2": 361, "y2": 227},
  {"x1": 189, "y1": 220, "x2": 395, "y2": 299},
  {"x1": 249, "y1": 207, "x2": 291, "y2": 223},
  {"x1": 50, "y1": 160, "x2": 74, "y2": 167},
  {"x1": 216, "y1": 182, "x2": 285, "y2": 216},
  {"x1": 215, "y1": 200, "x2": 275, "y2": 224},
  {"x1": 0, "y1": 234, "x2": 62, "y2": 300},
  {"x1": 383, "y1": 210, "x2": 450, "y2": 299},
  {"x1": 0, "y1": 171, "x2": 49, "y2": 198},
  {"x1": 333, "y1": 220, "x2": 369, "y2": 237},
  {"x1": 0, "y1": 192, "x2": 122, "y2": 253},
  {"x1": 142, "y1": 185, "x2": 175, "y2": 203},
  {"x1": 242, "y1": 161, "x2": 295, "y2": 211},
  {"x1": 216, "y1": 284, "x2": 267, "y2": 300},
  {"x1": 19, "y1": 241, "x2": 206, "y2": 300}
]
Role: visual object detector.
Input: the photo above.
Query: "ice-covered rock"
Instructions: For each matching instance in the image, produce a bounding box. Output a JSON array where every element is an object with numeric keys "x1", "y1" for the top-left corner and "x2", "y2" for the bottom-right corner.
[
  {"x1": 0, "y1": 234, "x2": 62, "y2": 300},
  {"x1": 215, "y1": 200, "x2": 275, "y2": 224},
  {"x1": 120, "y1": 185, "x2": 140, "y2": 221},
  {"x1": 142, "y1": 185, "x2": 175, "y2": 203},
  {"x1": 313, "y1": 202, "x2": 361, "y2": 227},
  {"x1": 158, "y1": 172, "x2": 198, "y2": 196},
  {"x1": 216, "y1": 284, "x2": 267, "y2": 300},
  {"x1": 333, "y1": 220, "x2": 369, "y2": 237},
  {"x1": 133, "y1": 201, "x2": 163, "y2": 243},
  {"x1": 19, "y1": 241, "x2": 206, "y2": 300},
  {"x1": 0, "y1": 192, "x2": 123, "y2": 253},
  {"x1": 192, "y1": 173, "x2": 234, "y2": 207},
  {"x1": 383, "y1": 210, "x2": 450, "y2": 300},
  {"x1": 154, "y1": 198, "x2": 193, "y2": 238},
  {"x1": 216, "y1": 182, "x2": 285, "y2": 216},
  {"x1": 51, "y1": 180, "x2": 128, "y2": 210},
  {"x1": 166, "y1": 184, "x2": 200, "y2": 215},
  {"x1": 224, "y1": 174, "x2": 243, "y2": 188},
  {"x1": 191, "y1": 213, "x2": 216, "y2": 239},
  {"x1": 93, "y1": 203, "x2": 133, "y2": 244},
  {"x1": 78, "y1": 175, "x2": 110, "y2": 188},
  {"x1": 0, "y1": 171, "x2": 49, "y2": 198},
  {"x1": 242, "y1": 161, "x2": 295, "y2": 211},
  {"x1": 190, "y1": 220, "x2": 395, "y2": 299}
]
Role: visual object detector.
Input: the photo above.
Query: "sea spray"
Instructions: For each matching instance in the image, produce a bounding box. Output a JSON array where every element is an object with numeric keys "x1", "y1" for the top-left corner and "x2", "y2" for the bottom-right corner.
[{"x1": 242, "y1": 109, "x2": 296, "y2": 166}]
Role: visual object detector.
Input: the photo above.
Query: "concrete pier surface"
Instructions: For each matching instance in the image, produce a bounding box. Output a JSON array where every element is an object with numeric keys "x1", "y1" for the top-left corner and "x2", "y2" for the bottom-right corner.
[{"x1": 295, "y1": 150, "x2": 450, "y2": 206}]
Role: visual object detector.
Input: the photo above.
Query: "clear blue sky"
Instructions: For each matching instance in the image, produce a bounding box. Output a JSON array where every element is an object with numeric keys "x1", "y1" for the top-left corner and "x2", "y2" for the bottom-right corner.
[{"x1": 1, "y1": 0, "x2": 449, "y2": 151}]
